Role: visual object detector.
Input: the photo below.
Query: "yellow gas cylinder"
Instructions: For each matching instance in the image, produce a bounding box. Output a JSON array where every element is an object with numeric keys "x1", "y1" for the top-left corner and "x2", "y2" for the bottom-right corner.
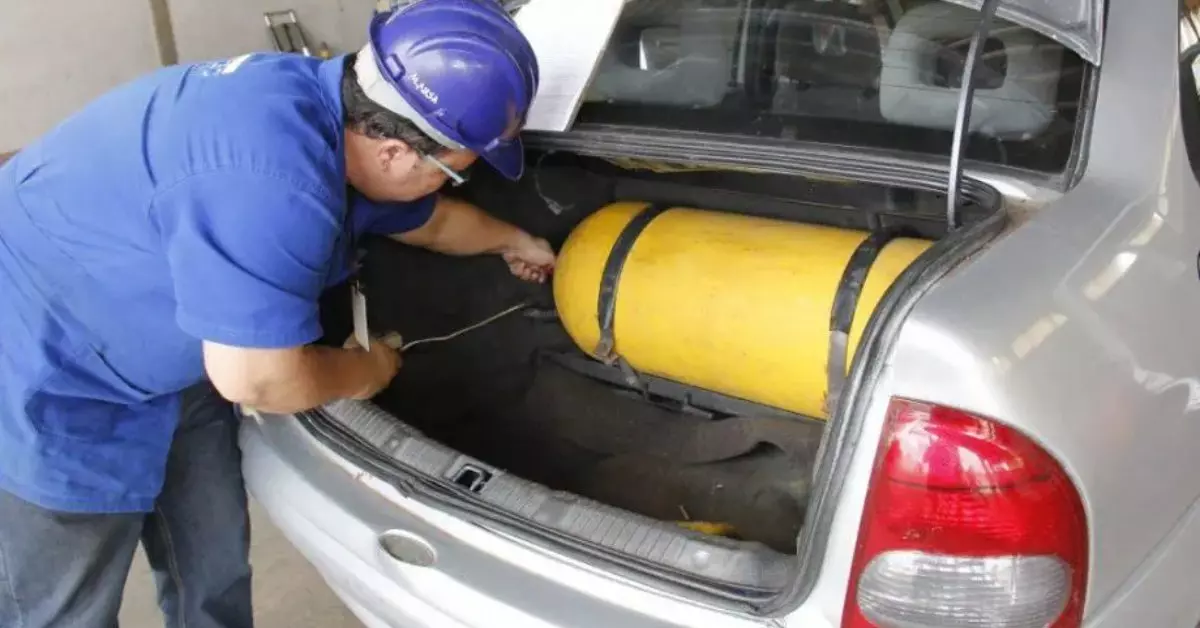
[{"x1": 553, "y1": 202, "x2": 933, "y2": 419}]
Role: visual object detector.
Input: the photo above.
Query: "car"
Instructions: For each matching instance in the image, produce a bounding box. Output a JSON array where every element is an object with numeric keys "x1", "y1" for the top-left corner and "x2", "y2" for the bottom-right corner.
[{"x1": 240, "y1": 0, "x2": 1200, "y2": 626}]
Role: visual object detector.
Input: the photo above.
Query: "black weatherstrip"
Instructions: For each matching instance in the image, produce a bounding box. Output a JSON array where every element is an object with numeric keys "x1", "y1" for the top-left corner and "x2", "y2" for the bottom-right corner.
[
  {"x1": 824, "y1": 228, "x2": 903, "y2": 416},
  {"x1": 595, "y1": 203, "x2": 667, "y2": 361}
]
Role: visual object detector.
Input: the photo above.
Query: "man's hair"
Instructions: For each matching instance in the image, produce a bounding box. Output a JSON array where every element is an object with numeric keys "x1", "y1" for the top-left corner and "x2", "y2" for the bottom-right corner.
[{"x1": 341, "y1": 54, "x2": 443, "y2": 154}]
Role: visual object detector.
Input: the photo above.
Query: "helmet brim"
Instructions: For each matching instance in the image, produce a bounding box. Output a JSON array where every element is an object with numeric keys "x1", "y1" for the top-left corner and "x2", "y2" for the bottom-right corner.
[{"x1": 480, "y1": 136, "x2": 525, "y2": 181}]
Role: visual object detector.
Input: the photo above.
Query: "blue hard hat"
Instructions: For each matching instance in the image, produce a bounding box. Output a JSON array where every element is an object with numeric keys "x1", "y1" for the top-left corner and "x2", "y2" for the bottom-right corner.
[{"x1": 354, "y1": 0, "x2": 540, "y2": 180}]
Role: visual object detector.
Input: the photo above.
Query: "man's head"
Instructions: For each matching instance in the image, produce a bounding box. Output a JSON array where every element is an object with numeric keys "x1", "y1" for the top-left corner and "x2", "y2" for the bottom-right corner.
[
  {"x1": 343, "y1": 0, "x2": 539, "y2": 202},
  {"x1": 342, "y1": 58, "x2": 478, "y2": 201}
]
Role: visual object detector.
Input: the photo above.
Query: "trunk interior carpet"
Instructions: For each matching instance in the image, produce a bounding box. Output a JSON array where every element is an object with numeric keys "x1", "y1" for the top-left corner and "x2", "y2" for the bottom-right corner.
[
  {"x1": 381, "y1": 351, "x2": 818, "y2": 553},
  {"x1": 320, "y1": 236, "x2": 821, "y2": 553}
]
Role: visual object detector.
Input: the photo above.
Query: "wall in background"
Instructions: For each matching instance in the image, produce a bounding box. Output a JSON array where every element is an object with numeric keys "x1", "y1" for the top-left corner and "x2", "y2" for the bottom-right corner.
[
  {"x1": 168, "y1": 0, "x2": 377, "y2": 63},
  {"x1": 0, "y1": 0, "x2": 377, "y2": 153},
  {"x1": 0, "y1": 0, "x2": 162, "y2": 152}
]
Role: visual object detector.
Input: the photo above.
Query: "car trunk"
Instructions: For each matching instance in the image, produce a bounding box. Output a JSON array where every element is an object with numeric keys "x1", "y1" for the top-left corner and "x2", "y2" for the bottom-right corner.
[{"x1": 308, "y1": 150, "x2": 997, "y2": 598}]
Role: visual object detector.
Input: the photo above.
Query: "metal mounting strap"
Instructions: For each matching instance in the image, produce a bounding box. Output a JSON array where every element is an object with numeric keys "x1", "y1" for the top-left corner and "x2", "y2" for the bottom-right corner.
[{"x1": 595, "y1": 203, "x2": 667, "y2": 362}]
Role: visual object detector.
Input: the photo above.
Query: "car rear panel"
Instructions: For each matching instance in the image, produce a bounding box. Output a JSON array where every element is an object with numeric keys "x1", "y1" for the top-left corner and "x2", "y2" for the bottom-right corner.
[
  {"x1": 861, "y1": 0, "x2": 1200, "y2": 620},
  {"x1": 240, "y1": 412, "x2": 825, "y2": 628}
]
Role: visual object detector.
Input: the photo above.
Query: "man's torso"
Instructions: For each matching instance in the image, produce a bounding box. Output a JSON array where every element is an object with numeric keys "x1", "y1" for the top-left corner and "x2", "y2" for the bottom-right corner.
[{"x1": 0, "y1": 53, "x2": 350, "y2": 512}]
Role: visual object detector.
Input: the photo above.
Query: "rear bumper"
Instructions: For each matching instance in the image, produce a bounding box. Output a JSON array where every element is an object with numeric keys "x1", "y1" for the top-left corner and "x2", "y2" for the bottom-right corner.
[
  {"x1": 240, "y1": 414, "x2": 472, "y2": 628},
  {"x1": 239, "y1": 413, "x2": 818, "y2": 628}
]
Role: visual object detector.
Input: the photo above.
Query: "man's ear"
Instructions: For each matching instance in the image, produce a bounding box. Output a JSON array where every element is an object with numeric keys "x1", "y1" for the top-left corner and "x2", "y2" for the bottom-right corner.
[{"x1": 379, "y1": 139, "x2": 420, "y2": 174}]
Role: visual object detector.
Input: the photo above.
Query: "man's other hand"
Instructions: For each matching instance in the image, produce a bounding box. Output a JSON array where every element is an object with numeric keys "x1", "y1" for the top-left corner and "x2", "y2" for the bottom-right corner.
[
  {"x1": 502, "y1": 232, "x2": 556, "y2": 283},
  {"x1": 343, "y1": 335, "x2": 402, "y2": 400},
  {"x1": 204, "y1": 336, "x2": 401, "y2": 414}
]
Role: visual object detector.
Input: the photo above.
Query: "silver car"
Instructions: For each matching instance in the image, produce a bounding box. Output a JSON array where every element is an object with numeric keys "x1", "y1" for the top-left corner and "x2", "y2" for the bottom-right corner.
[{"x1": 242, "y1": 0, "x2": 1200, "y2": 625}]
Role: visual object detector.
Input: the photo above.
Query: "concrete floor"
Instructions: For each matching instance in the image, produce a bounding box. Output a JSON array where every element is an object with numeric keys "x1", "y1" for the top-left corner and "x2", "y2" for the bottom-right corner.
[{"x1": 119, "y1": 500, "x2": 363, "y2": 628}]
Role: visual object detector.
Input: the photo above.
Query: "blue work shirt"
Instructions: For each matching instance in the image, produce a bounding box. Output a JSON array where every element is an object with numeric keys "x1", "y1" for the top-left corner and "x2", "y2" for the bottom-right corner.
[{"x1": 0, "y1": 53, "x2": 436, "y2": 513}]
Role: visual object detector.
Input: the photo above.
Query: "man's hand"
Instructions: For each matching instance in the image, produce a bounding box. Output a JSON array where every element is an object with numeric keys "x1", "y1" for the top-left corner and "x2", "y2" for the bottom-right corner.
[
  {"x1": 501, "y1": 232, "x2": 556, "y2": 283},
  {"x1": 392, "y1": 196, "x2": 557, "y2": 283},
  {"x1": 342, "y1": 335, "x2": 402, "y2": 400}
]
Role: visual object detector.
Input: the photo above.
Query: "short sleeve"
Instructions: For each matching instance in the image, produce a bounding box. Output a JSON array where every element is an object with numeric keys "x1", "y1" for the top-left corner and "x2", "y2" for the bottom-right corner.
[
  {"x1": 350, "y1": 192, "x2": 436, "y2": 237},
  {"x1": 152, "y1": 170, "x2": 342, "y2": 348}
]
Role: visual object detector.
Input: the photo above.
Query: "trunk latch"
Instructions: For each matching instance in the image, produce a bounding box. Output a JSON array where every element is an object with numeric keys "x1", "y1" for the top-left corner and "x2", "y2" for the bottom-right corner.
[{"x1": 450, "y1": 463, "x2": 494, "y2": 493}]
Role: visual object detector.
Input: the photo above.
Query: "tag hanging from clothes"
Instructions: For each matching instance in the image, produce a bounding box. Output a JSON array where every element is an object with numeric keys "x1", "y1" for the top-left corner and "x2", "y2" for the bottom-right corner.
[{"x1": 351, "y1": 280, "x2": 371, "y2": 351}]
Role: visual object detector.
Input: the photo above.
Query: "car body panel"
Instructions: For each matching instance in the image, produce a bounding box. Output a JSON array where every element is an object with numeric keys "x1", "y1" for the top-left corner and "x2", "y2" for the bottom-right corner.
[
  {"x1": 1085, "y1": 493, "x2": 1200, "y2": 627},
  {"x1": 846, "y1": 0, "x2": 1200, "y2": 619},
  {"x1": 241, "y1": 413, "x2": 802, "y2": 628}
]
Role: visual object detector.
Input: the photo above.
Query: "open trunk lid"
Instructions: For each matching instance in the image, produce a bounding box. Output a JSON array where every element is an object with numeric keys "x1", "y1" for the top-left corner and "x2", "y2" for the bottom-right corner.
[
  {"x1": 944, "y1": 0, "x2": 1104, "y2": 64},
  {"x1": 503, "y1": 0, "x2": 1104, "y2": 65}
]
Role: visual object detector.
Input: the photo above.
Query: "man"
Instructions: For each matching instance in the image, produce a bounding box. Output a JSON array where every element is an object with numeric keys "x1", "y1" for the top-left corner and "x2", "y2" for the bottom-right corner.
[{"x1": 0, "y1": 1, "x2": 550, "y2": 626}]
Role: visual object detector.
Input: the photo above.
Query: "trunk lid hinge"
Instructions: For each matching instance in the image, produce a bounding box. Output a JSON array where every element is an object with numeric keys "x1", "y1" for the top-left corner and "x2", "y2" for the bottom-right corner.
[{"x1": 945, "y1": 0, "x2": 1002, "y2": 232}]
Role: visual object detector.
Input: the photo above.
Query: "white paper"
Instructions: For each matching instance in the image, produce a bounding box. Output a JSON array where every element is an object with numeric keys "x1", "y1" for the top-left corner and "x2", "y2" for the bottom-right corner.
[
  {"x1": 513, "y1": 0, "x2": 626, "y2": 132},
  {"x1": 352, "y1": 284, "x2": 371, "y2": 351}
]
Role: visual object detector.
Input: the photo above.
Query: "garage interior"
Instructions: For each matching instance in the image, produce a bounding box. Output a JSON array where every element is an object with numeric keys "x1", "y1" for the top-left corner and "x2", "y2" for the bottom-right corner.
[{"x1": 3, "y1": 2, "x2": 1187, "y2": 628}]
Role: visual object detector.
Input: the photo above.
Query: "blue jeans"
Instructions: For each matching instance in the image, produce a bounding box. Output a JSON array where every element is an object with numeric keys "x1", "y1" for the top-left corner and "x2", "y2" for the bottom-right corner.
[{"x1": 0, "y1": 382, "x2": 253, "y2": 628}]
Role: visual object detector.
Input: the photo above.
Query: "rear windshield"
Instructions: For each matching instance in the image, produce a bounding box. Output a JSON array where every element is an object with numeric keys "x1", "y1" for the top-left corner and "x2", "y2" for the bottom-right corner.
[{"x1": 571, "y1": 0, "x2": 1087, "y2": 173}]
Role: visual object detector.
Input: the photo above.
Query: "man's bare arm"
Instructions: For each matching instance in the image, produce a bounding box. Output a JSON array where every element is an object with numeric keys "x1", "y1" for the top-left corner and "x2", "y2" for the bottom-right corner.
[
  {"x1": 203, "y1": 339, "x2": 399, "y2": 414},
  {"x1": 394, "y1": 195, "x2": 556, "y2": 282},
  {"x1": 394, "y1": 195, "x2": 528, "y2": 255}
]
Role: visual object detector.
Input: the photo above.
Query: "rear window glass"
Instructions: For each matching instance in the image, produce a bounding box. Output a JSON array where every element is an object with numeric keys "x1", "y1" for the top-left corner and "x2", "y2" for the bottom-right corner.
[{"x1": 571, "y1": 0, "x2": 1087, "y2": 173}]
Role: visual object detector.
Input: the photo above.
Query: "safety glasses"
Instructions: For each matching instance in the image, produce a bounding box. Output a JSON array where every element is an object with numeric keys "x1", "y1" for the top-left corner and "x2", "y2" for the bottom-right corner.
[{"x1": 418, "y1": 150, "x2": 469, "y2": 187}]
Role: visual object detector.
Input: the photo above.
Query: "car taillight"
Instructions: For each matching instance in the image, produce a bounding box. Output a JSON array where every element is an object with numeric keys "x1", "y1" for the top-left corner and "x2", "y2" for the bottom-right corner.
[{"x1": 842, "y1": 398, "x2": 1088, "y2": 627}]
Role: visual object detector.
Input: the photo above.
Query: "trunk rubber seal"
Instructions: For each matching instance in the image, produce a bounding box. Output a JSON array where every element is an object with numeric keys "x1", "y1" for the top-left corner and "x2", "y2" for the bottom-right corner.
[{"x1": 825, "y1": 227, "x2": 907, "y2": 417}]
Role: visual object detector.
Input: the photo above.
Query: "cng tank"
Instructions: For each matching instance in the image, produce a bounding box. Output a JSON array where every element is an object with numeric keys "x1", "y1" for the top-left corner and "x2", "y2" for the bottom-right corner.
[{"x1": 552, "y1": 202, "x2": 933, "y2": 420}]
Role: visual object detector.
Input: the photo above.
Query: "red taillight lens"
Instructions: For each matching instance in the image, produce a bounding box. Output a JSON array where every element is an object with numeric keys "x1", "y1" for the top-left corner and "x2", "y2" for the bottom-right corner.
[{"x1": 843, "y1": 398, "x2": 1088, "y2": 627}]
